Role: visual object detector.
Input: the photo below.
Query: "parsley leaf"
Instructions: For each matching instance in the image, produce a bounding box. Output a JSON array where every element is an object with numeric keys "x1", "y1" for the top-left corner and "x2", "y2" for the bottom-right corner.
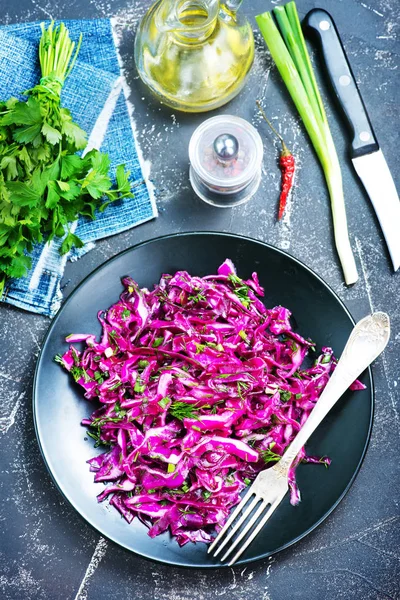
[
  {"x1": 60, "y1": 154, "x2": 84, "y2": 179},
  {"x1": 5, "y1": 181, "x2": 39, "y2": 207},
  {"x1": 60, "y1": 231, "x2": 85, "y2": 256},
  {"x1": 41, "y1": 122, "x2": 62, "y2": 145}
]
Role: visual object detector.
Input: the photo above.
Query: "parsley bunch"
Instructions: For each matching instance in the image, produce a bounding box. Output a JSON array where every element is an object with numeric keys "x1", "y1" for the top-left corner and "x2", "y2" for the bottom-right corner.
[{"x1": 0, "y1": 22, "x2": 134, "y2": 295}]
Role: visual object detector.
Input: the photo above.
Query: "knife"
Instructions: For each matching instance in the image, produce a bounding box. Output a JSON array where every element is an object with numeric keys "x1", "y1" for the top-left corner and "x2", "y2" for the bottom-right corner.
[{"x1": 304, "y1": 8, "x2": 400, "y2": 272}]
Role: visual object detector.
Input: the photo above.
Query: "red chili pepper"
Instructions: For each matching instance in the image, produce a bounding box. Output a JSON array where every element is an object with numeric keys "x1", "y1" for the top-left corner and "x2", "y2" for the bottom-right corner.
[
  {"x1": 278, "y1": 145, "x2": 295, "y2": 220},
  {"x1": 256, "y1": 101, "x2": 296, "y2": 220}
]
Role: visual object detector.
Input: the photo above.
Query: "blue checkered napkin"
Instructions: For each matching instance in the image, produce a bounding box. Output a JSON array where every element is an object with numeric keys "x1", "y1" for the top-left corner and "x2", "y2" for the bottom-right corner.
[{"x1": 0, "y1": 19, "x2": 157, "y2": 316}]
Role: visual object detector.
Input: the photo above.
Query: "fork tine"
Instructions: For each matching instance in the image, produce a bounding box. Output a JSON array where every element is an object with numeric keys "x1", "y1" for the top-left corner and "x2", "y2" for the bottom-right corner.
[
  {"x1": 208, "y1": 487, "x2": 255, "y2": 554},
  {"x1": 227, "y1": 497, "x2": 282, "y2": 566},
  {"x1": 212, "y1": 496, "x2": 259, "y2": 557},
  {"x1": 220, "y1": 500, "x2": 268, "y2": 562}
]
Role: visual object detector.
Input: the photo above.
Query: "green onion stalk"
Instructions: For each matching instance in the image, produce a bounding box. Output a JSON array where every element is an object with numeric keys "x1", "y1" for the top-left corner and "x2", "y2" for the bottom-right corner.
[{"x1": 256, "y1": 2, "x2": 358, "y2": 285}]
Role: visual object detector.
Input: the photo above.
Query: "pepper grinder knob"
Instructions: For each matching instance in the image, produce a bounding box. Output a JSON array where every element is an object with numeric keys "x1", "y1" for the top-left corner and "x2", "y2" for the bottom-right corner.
[{"x1": 213, "y1": 133, "x2": 239, "y2": 164}]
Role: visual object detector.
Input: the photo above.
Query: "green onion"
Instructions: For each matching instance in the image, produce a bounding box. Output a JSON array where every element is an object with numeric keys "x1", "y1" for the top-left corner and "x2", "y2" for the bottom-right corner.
[
  {"x1": 158, "y1": 396, "x2": 171, "y2": 409},
  {"x1": 134, "y1": 377, "x2": 145, "y2": 393},
  {"x1": 238, "y1": 330, "x2": 249, "y2": 342},
  {"x1": 280, "y1": 390, "x2": 292, "y2": 402},
  {"x1": 256, "y1": 2, "x2": 358, "y2": 285}
]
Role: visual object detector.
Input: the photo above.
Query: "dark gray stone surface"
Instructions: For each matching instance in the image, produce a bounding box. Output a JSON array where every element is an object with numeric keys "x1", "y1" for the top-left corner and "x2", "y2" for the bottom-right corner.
[{"x1": 0, "y1": 1, "x2": 399, "y2": 599}]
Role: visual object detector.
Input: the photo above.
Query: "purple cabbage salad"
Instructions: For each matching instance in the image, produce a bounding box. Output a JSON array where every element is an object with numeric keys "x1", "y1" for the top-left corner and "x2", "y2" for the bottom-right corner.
[{"x1": 56, "y1": 259, "x2": 365, "y2": 546}]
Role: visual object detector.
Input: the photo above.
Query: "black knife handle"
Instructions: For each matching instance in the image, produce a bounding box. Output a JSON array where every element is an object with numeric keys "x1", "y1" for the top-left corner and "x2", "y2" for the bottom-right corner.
[{"x1": 303, "y1": 8, "x2": 379, "y2": 158}]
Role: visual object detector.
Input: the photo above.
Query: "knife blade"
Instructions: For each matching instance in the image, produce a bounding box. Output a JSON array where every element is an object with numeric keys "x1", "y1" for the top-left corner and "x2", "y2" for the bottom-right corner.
[{"x1": 304, "y1": 8, "x2": 400, "y2": 271}]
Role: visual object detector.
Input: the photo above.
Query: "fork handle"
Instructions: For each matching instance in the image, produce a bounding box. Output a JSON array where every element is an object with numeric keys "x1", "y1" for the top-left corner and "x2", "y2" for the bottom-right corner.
[{"x1": 279, "y1": 313, "x2": 390, "y2": 471}]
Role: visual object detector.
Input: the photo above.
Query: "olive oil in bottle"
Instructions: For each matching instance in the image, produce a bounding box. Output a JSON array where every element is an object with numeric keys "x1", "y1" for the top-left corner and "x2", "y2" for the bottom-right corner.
[{"x1": 134, "y1": 0, "x2": 254, "y2": 112}]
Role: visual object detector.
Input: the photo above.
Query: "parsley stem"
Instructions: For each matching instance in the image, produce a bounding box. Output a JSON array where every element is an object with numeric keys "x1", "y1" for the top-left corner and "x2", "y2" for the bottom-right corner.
[{"x1": 39, "y1": 22, "x2": 82, "y2": 86}]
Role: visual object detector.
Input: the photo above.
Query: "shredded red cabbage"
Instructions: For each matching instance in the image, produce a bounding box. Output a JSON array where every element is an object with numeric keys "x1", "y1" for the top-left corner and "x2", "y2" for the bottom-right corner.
[{"x1": 57, "y1": 259, "x2": 365, "y2": 546}]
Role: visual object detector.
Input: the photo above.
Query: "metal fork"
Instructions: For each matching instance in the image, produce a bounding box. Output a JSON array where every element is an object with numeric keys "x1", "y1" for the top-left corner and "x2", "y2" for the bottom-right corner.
[{"x1": 208, "y1": 312, "x2": 390, "y2": 565}]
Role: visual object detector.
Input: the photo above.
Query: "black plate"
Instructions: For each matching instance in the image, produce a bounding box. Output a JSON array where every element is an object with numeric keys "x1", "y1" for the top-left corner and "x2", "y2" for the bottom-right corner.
[{"x1": 33, "y1": 232, "x2": 373, "y2": 567}]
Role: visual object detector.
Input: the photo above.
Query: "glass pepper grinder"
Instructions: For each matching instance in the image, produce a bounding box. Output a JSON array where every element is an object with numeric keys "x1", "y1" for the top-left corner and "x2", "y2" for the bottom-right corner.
[{"x1": 189, "y1": 115, "x2": 264, "y2": 207}]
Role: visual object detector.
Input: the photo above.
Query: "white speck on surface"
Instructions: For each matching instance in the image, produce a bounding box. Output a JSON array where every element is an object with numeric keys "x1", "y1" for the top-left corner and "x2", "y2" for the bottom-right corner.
[
  {"x1": 230, "y1": 568, "x2": 237, "y2": 588},
  {"x1": 214, "y1": 568, "x2": 239, "y2": 596},
  {"x1": 355, "y1": 237, "x2": 399, "y2": 431},
  {"x1": 30, "y1": 0, "x2": 53, "y2": 19},
  {"x1": 0, "y1": 392, "x2": 23, "y2": 434},
  {"x1": 360, "y1": 2, "x2": 384, "y2": 17},
  {"x1": 380, "y1": 350, "x2": 400, "y2": 432},
  {"x1": 0, "y1": 566, "x2": 44, "y2": 597},
  {"x1": 73, "y1": 537, "x2": 108, "y2": 600},
  {"x1": 0, "y1": 371, "x2": 21, "y2": 383},
  {"x1": 261, "y1": 557, "x2": 275, "y2": 600},
  {"x1": 375, "y1": 81, "x2": 388, "y2": 91},
  {"x1": 374, "y1": 50, "x2": 398, "y2": 70},
  {"x1": 27, "y1": 327, "x2": 41, "y2": 354},
  {"x1": 386, "y1": 21, "x2": 396, "y2": 35},
  {"x1": 252, "y1": 32, "x2": 271, "y2": 103},
  {"x1": 266, "y1": 557, "x2": 275, "y2": 577},
  {"x1": 110, "y1": 3, "x2": 146, "y2": 31},
  {"x1": 376, "y1": 16, "x2": 397, "y2": 40},
  {"x1": 355, "y1": 238, "x2": 374, "y2": 312},
  {"x1": 294, "y1": 515, "x2": 399, "y2": 557},
  {"x1": 20, "y1": 460, "x2": 34, "y2": 496}
]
